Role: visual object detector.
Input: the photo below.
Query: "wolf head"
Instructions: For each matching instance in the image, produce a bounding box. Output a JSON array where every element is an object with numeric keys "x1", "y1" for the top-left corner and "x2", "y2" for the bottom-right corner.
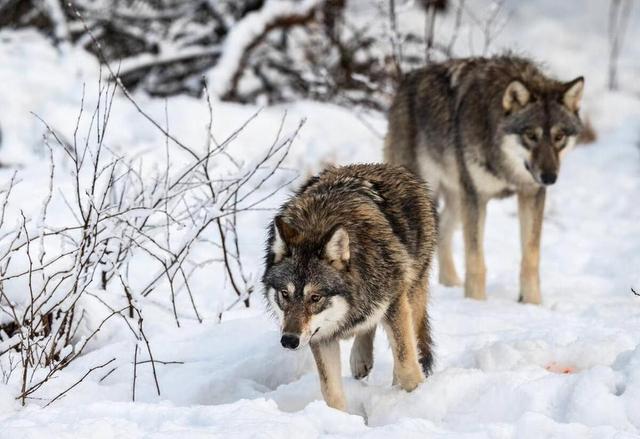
[
  {"x1": 262, "y1": 216, "x2": 351, "y2": 350},
  {"x1": 500, "y1": 76, "x2": 584, "y2": 186}
]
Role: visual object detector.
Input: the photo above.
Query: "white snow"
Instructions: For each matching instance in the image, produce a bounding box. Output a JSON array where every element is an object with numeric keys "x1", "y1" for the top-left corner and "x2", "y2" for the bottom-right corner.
[{"x1": 1, "y1": 0, "x2": 640, "y2": 438}]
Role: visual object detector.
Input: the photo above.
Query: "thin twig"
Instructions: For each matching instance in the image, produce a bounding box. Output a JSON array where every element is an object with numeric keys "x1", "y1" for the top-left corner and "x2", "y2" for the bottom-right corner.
[{"x1": 44, "y1": 358, "x2": 116, "y2": 407}]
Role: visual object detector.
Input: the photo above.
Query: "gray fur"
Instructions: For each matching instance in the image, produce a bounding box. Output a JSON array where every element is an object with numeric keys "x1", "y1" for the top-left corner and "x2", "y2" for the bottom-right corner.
[{"x1": 385, "y1": 55, "x2": 584, "y2": 303}]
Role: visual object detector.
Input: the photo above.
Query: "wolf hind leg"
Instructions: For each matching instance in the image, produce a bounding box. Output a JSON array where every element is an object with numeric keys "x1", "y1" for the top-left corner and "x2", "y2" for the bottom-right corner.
[
  {"x1": 438, "y1": 188, "x2": 462, "y2": 287},
  {"x1": 350, "y1": 327, "x2": 375, "y2": 380},
  {"x1": 383, "y1": 291, "x2": 424, "y2": 391},
  {"x1": 409, "y1": 275, "x2": 434, "y2": 376}
]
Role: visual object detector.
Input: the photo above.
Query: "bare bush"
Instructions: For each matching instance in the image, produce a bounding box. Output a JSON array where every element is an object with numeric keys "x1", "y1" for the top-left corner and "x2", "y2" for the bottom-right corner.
[{"x1": 0, "y1": 70, "x2": 299, "y2": 405}]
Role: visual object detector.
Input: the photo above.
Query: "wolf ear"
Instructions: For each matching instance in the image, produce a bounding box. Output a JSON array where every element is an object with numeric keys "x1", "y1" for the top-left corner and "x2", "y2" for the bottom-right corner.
[
  {"x1": 272, "y1": 216, "x2": 297, "y2": 263},
  {"x1": 562, "y1": 76, "x2": 584, "y2": 112},
  {"x1": 502, "y1": 81, "x2": 531, "y2": 113},
  {"x1": 324, "y1": 226, "x2": 350, "y2": 269}
]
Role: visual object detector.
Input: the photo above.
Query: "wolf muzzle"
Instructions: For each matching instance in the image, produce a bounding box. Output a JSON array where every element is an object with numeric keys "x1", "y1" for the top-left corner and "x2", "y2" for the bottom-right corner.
[{"x1": 525, "y1": 162, "x2": 558, "y2": 186}]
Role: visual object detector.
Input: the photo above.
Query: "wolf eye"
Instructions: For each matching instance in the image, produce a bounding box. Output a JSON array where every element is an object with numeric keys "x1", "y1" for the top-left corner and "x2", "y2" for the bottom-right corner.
[
  {"x1": 524, "y1": 130, "x2": 538, "y2": 142},
  {"x1": 309, "y1": 294, "x2": 322, "y2": 303},
  {"x1": 554, "y1": 132, "x2": 566, "y2": 143},
  {"x1": 280, "y1": 290, "x2": 290, "y2": 301}
]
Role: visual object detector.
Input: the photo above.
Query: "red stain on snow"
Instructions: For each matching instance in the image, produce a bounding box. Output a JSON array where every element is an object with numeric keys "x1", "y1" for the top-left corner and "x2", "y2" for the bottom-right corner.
[{"x1": 545, "y1": 362, "x2": 576, "y2": 374}]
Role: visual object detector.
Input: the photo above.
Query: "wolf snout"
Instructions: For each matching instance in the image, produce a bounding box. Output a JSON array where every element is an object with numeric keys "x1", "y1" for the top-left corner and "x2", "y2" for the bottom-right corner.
[
  {"x1": 540, "y1": 171, "x2": 557, "y2": 185},
  {"x1": 280, "y1": 333, "x2": 300, "y2": 350}
]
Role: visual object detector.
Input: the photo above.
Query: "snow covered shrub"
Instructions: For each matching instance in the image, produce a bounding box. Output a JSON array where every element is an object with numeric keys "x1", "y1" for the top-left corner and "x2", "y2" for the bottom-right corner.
[
  {"x1": 0, "y1": 0, "x2": 453, "y2": 109},
  {"x1": 1, "y1": 1, "x2": 521, "y2": 112},
  {"x1": 0, "y1": 75, "x2": 300, "y2": 405}
]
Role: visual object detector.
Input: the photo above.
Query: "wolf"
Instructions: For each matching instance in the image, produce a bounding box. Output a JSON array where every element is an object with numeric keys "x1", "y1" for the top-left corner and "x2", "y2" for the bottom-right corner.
[
  {"x1": 262, "y1": 164, "x2": 437, "y2": 411},
  {"x1": 385, "y1": 55, "x2": 584, "y2": 304}
]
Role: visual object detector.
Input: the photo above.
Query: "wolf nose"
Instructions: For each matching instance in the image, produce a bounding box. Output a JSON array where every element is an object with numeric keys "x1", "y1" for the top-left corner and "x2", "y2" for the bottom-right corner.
[
  {"x1": 540, "y1": 172, "x2": 557, "y2": 185},
  {"x1": 280, "y1": 333, "x2": 300, "y2": 349}
]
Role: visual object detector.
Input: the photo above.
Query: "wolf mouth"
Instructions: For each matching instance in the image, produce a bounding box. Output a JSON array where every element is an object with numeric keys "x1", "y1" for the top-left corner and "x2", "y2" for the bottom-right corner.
[{"x1": 524, "y1": 161, "x2": 541, "y2": 184}]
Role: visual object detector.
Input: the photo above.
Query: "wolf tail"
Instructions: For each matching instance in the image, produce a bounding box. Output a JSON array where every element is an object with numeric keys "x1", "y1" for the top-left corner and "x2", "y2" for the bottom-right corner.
[{"x1": 384, "y1": 94, "x2": 420, "y2": 175}]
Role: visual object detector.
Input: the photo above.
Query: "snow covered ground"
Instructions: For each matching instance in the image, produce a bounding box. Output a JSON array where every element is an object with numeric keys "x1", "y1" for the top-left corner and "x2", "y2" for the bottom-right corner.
[{"x1": 1, "y1": 0, "x2": 640, "y2": 437}]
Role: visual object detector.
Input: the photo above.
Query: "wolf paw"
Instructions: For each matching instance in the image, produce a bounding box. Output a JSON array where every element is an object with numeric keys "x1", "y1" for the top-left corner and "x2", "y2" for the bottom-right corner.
[
  {"x1": 438, "y1": 265, "x2": 462, "y2": 287},
  {"x1": 519, "y1": 274, "x2": 541, "y2": 304},
  {"x1": 325, "y1": 393, "x2": 348, "y2": 412},
  {"x1": 439, "y1": 272, "x2": 463, "y2": 287},
  {"x1": 397, "y1": 367, "x2": 424, "y2": 392},
  {"x1": 350, "y1": 346, "x2": 373, "y2": 380},
  {"x1": 464, "y1": 273, "x2": 487, "y2": 300},
  {"x1": 518, "y1": 292, "x2": 541, "y2": 305}
]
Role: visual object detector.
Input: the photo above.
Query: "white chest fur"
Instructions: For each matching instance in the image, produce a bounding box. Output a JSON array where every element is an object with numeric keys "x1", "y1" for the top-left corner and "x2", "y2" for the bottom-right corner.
[{"x1": 467, "y1": 161, "x2": 515, "y2": 196}]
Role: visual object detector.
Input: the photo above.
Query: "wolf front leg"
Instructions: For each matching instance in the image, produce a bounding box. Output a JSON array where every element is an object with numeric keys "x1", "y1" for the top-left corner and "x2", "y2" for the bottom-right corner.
[
  {"x1": 350, "y1": 327, "x2": 375, "y2": 379},
  {"x1": 311, "y1": 339, "x2": 347, "y2": 411},
  {"x1": 517, "y1": 188, "x2": 546, "y2": 304},
  {"x1": 461, "y1": 192, "x2": 488, "y2": 300},
  {"x1": 383, "y1": 292, "x2": 424, "y2": 391}
]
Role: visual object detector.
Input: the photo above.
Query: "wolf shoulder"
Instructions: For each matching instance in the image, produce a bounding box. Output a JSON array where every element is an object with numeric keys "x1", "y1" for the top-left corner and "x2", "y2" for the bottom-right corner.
[
  {"x1": 299, "y1": 164, "x2": 436, "y2": 228},
  {"x1": 273, "y1": 164, "x2": 437, "y2": 258}
]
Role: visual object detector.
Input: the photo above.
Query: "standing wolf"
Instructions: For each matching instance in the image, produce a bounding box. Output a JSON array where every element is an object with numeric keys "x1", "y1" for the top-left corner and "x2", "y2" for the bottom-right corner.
[
  {"x1": 385, "y1": 55, "x2": 584, "y2": 304},
  {"x1": 262, "y1": 164, "x2": 437, "y2": 411}
]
